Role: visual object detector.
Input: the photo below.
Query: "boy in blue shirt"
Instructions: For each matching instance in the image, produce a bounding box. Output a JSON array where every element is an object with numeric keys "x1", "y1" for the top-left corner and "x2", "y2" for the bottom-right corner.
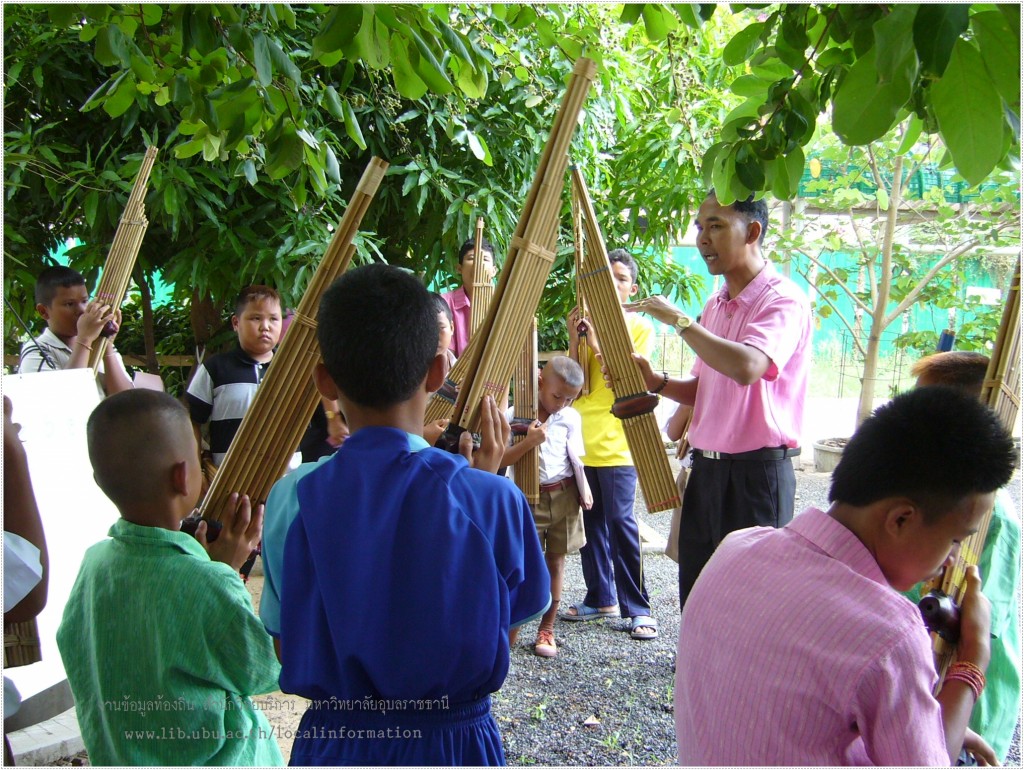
[{"x1": 260, "y1": 263, "x2": 550, "y2": 766}]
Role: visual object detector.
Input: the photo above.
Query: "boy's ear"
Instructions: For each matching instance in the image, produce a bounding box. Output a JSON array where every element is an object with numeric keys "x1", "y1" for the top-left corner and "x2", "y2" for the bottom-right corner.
[
  {"x1": 230, "y1": 315, "x2": 240, "y2": 332},
  {"x1": 882, "y1": 498, "x2": 920, "y2": 539},
  {"x1": 36, "y1": 303, "x2": 51, "y2": 320},
  {"x1": 629, "y1": 283, "x2": 639, "y2": 297},
  {"x1": 170, "y1": 460, "x2": 190, "y2": 497},
  {"x1": 313, "y1": 362, "x2": 341, "y2": 400},
  {"x1": 424, "y1": 353, "x2": 447, "y2": 393}
]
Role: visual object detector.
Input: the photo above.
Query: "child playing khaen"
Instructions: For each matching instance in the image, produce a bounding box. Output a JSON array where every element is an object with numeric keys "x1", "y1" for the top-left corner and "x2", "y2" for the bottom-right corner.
[
  {"x1": 674, "y1": 387, "x2": 1016, "y2": 765},
  {"x1": 56, "y1": 389, "x2": 283, "y2": 766},
  {"x1": 902, "y1": 351, "x2": 1021, "y2": 764},
  {"x1": 502, "y1": 355, "x2": 592, "y2": 658},
  {"x1": 186, "y1": 284, "x2": 283, "y2": 467},
  {"x1": 441, "y1": 236, "x2": 496, "y2": 356},
  {"x1": 563, "y1": 248, "x2": 658, "y2": 640},
  {"x1": 259, "y1": 263, "x2": 549, "y2": 766},
  {"x1": 18, "y1": 265, "x2": 133, "y2": 396}
]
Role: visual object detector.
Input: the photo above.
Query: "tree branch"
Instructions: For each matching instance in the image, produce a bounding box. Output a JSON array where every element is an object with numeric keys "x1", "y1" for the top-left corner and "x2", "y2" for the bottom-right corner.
[
  {"x1": 882, "y1": 238, "x2": 980, "y2": 328},
  {"x1": 799, "y1": 247, "x2": 872, "y2": 314}
]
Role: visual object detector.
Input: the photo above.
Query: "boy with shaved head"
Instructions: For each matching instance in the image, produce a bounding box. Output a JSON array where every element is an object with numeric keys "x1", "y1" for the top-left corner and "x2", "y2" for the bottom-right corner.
[{"x1": 56, "y1": 389, "x2": 284, "y2": 766}]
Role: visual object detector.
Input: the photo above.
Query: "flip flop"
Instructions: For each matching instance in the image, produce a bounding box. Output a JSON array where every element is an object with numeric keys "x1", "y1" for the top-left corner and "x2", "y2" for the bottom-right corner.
[
  {"x1": 559, "y1": 602, "x2": 620, "y2": 622},
  {"x1": 630, "y1": 616, "x2": 658, "y2": 640}
]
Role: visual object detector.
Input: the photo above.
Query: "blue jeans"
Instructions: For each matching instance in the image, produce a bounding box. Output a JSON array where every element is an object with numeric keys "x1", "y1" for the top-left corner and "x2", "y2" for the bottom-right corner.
[{"x1": 580, "y1": 466, "x2": 651, "y2": 619}]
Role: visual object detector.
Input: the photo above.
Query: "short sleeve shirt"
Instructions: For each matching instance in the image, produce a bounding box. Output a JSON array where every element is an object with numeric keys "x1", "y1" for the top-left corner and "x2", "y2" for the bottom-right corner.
[
  {"x1": 573, "y1": 313, "x2": 654, "y2": 466},
  {"x1": 689, "y1": 262, "x2": 811, "y2": 453},
  {"x1": 261, "y1": 427, "x2": 550, "y2": 705}
]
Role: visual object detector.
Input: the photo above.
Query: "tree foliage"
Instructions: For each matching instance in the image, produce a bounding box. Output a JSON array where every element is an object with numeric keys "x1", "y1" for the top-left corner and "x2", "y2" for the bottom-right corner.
[
  {"x1": 770, "y1": 119, "x2": 1020, "y2": 424},
  {"x1": 5, "y1": 4, "x2": 720, "y2": 370},
  {"x1": 689, "y1": 3, "x2": 1021, "y2": 202}
]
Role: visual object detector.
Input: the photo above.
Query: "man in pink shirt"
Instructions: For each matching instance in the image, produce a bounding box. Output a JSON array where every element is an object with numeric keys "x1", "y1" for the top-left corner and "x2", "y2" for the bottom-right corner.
[
  {"x1": 627, "y1": 191, "x2": 811, "y2": 606},
  {"x1": 441, "y1": 237, "x2": 495, "y2": 357},
  {"x1": 674, "y1": 387, "x2": 1012, "y2": 765}
]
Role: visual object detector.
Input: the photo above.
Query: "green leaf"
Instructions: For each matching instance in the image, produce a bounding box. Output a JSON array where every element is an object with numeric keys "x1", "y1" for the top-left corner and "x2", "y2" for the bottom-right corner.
[
  {"x1": 514, "y1": 65, "x2": 529, "y2": 81},
  {"x1": 730, "y1": 74, "x2": 769, "y2": 98},
  {"x1": 355, "y1": 14, "x2": 390, "y2": 70},
  {"x1": 343, "y1": 99, "x2": 367, "y2": 150},
  {"x1": 875, "y1": 187, "x2": 889, "y2": 211},
  {"x1": 784, "y1": 145, "x2": 804, "y2": 193},
  {"x1": 95, "y1": 25, "x2": 131, "y2": 67},
  {"x1": 723, "y1": 22, "x2": 765, "y2": 66},
  {"x1": 971, "y1": 11, "x2": 1020, "y2": 110},
  {"x1": 323, "y1": 85, "x2": 345, "y2": 120},
  {"x1": 873, "y1": 4, "x2": 917, "y2": 86},
  {"x1": 80, "y1": 75, "x2": 118, "y2": 113},
  {"x1": 325, "y1": 145, "x2": 341, "y2": 184},
  {"x1": 268, "y1": 38, "x2": 301, "y2": 84},
  {"x1": 642, "y1": 5, "x2": 669, "y2": 41},
  {"x1": 620, "y1": 4, "x2": 644, "y2": 24},
  {"x1": 253, "y1": 33, "x2": 272, "y2": 86},
  {"x1": 896, "y1": 113, "x2": 923, "y2": 155},
  {"x1": 913, "y1": 5, "x2": 969, "y2": 77},
  {"x1": 406, "y1": 26, "x2": 454, "y2": 94},
  {"x1": 84, "y1": 191, "x2": 99, "y2": 228},
  {"x1": 931, "y1": 39, "x2": 1005, "y2": 186},
  {"x1": 467, "y1": 131, "x2": 485, "y2": 161},
  {"x1": 102, "y1": 75, "x2": 136, "y2": 118},
  {"x1": 832, "y1": 48, "x2": 902, "y2": 145},
  {"x1": 524, "y1": 94, "x2": 542, "y2": 109},
  {"x1": 243, "y1": 159, "x2": 258, "y2": 186},
  {"x1": 313, "y1": 5, "x2": 362, "y2": 65},
  {"x1": 163, "y1": 184, "x2": 178, "y2": 216},
  {"x1": 391, "y1": 36, "x2": 428, "y2": 100},
  {"x1": 173, "y1": 138, "x2": 205, "y2": 159},
  {"x1": 142, "y1": 5, "x2": 163, "y2": 25}
]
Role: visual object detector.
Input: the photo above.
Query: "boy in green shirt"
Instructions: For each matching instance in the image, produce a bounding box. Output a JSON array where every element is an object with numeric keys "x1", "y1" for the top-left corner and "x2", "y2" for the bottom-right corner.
[{"x1": 56, "y1": 389, "x2": 283, "y2": 766}]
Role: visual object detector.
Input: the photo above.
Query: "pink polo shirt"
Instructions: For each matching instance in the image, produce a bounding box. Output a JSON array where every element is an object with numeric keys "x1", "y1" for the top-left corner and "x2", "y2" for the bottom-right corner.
[
  {"x1": 675, "y1": 508, "x2": 949, "y2": 766},
  {"x1": 441, "y1": 287, "x2": 471, "y2": 357},
  {"x1": 688, "y1": 261, "x2": 811, "y2": 453}
]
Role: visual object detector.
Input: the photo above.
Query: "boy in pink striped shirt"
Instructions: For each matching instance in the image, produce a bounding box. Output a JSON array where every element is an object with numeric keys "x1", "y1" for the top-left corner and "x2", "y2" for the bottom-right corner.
[{"x1": 675, "y1": 387, "x2": 1015, "y2": 765}]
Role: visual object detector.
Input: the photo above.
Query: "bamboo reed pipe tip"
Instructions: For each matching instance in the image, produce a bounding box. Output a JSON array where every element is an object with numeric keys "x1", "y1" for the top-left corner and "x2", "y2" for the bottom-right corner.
[{"x1": 572, "y1": 58, "x2": 598, "y2": 79}]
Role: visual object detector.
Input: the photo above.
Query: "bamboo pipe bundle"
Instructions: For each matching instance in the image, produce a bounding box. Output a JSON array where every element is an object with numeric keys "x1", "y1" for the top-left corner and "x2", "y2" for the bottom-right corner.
[
  {"x1": 424, "y1": 332, "x2": 481, "y2": 425},
  {"x1": 445, "y1": 58, "x2": 596, "y2": 440},
  {"x1": 89, "y1": 146, "x2": 159, "y2": 370},
  {"x1": 570, "y1": 167, "x2": 679, "y2": 513},
  {"x1": 981, "y1": 260, "x2": 1020, "y2": 431},
  {"x1": 571, "y1": 187, "x2": 592, "y2": 395},
  {"x1": 927, "y1": 260, "x2": 1020, "y2": 685},
  {"x1": 4, "y1": 620, "x2": 41, "y2": 667},
  {"x1": 198, "y1": 157, "x2": 389, "y2": 522},
  {"x1": 469, "y1": 217, "x2": 493, "y2": 338},
  {"x1": 512, "y1": 320, "x2": 540, "y2": 504}
]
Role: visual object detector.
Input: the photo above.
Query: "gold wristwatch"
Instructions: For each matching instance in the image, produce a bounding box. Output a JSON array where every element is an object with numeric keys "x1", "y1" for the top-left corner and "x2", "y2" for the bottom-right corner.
[{"x1": 673, "y1": 313, "x2": 693, "y2": 335}]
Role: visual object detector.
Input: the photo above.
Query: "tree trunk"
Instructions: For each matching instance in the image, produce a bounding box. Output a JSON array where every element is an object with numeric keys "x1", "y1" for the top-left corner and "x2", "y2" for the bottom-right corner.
[
  {"x1": 856, "y1": 155, "x2": 904, "y2": 426},
  {"x1": 133, "y1": 265, "x2": 160, "y2": 374}
]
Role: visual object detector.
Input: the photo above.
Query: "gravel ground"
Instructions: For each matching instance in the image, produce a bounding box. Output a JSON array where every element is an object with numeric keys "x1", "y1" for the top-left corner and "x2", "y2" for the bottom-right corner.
[{"x1": 47, "y1": 460, "x2": 1021, "y2": 766}]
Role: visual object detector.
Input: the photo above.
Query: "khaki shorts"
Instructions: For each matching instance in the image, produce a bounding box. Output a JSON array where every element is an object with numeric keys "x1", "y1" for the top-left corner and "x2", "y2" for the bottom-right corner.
[{"x1": 533, "y1": 484, "x2": 585, "y2": 555}]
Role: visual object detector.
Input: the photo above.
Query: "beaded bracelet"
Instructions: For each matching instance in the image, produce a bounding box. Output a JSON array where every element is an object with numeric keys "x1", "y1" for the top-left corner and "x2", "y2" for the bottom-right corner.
[
  {"x1": 945, "y1": 661, "x2": 986, "y2": 701},
  {"x1": 76, "y1": 340, "x2": 93, "y2": 352},
  {"x1": 651, "y1": 370, "x2": 670, "y2": 395}
]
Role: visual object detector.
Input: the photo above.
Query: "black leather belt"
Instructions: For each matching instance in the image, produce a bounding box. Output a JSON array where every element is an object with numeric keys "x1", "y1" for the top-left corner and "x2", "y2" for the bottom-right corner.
[{"x1": 692, "y1": 446, "x2": 801, "y2": 461}]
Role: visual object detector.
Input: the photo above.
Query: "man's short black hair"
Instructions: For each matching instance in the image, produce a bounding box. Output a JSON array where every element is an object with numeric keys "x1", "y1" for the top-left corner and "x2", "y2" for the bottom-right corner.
[
  {"x1": 829, "y1": 387, "x2": 1015, "y2": 522},
  {"x1": 457, "y1": 237, "x2": 495, "y2": 264},
  {"x1": 430, "y1": 292, "x2": 454, "y2": 327},
  {"x1": 318, "y1": 264, "x2": 438, "y2": 410},
  {"x1": 707, "y1": 189, "x2": 769, "y2": 245},
  {"x1": 35, "y1": 266, "x2": 85, "y2": 306},
  {"x1": 607, "y1": 248, "x2": 638, "y2": 284}
]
